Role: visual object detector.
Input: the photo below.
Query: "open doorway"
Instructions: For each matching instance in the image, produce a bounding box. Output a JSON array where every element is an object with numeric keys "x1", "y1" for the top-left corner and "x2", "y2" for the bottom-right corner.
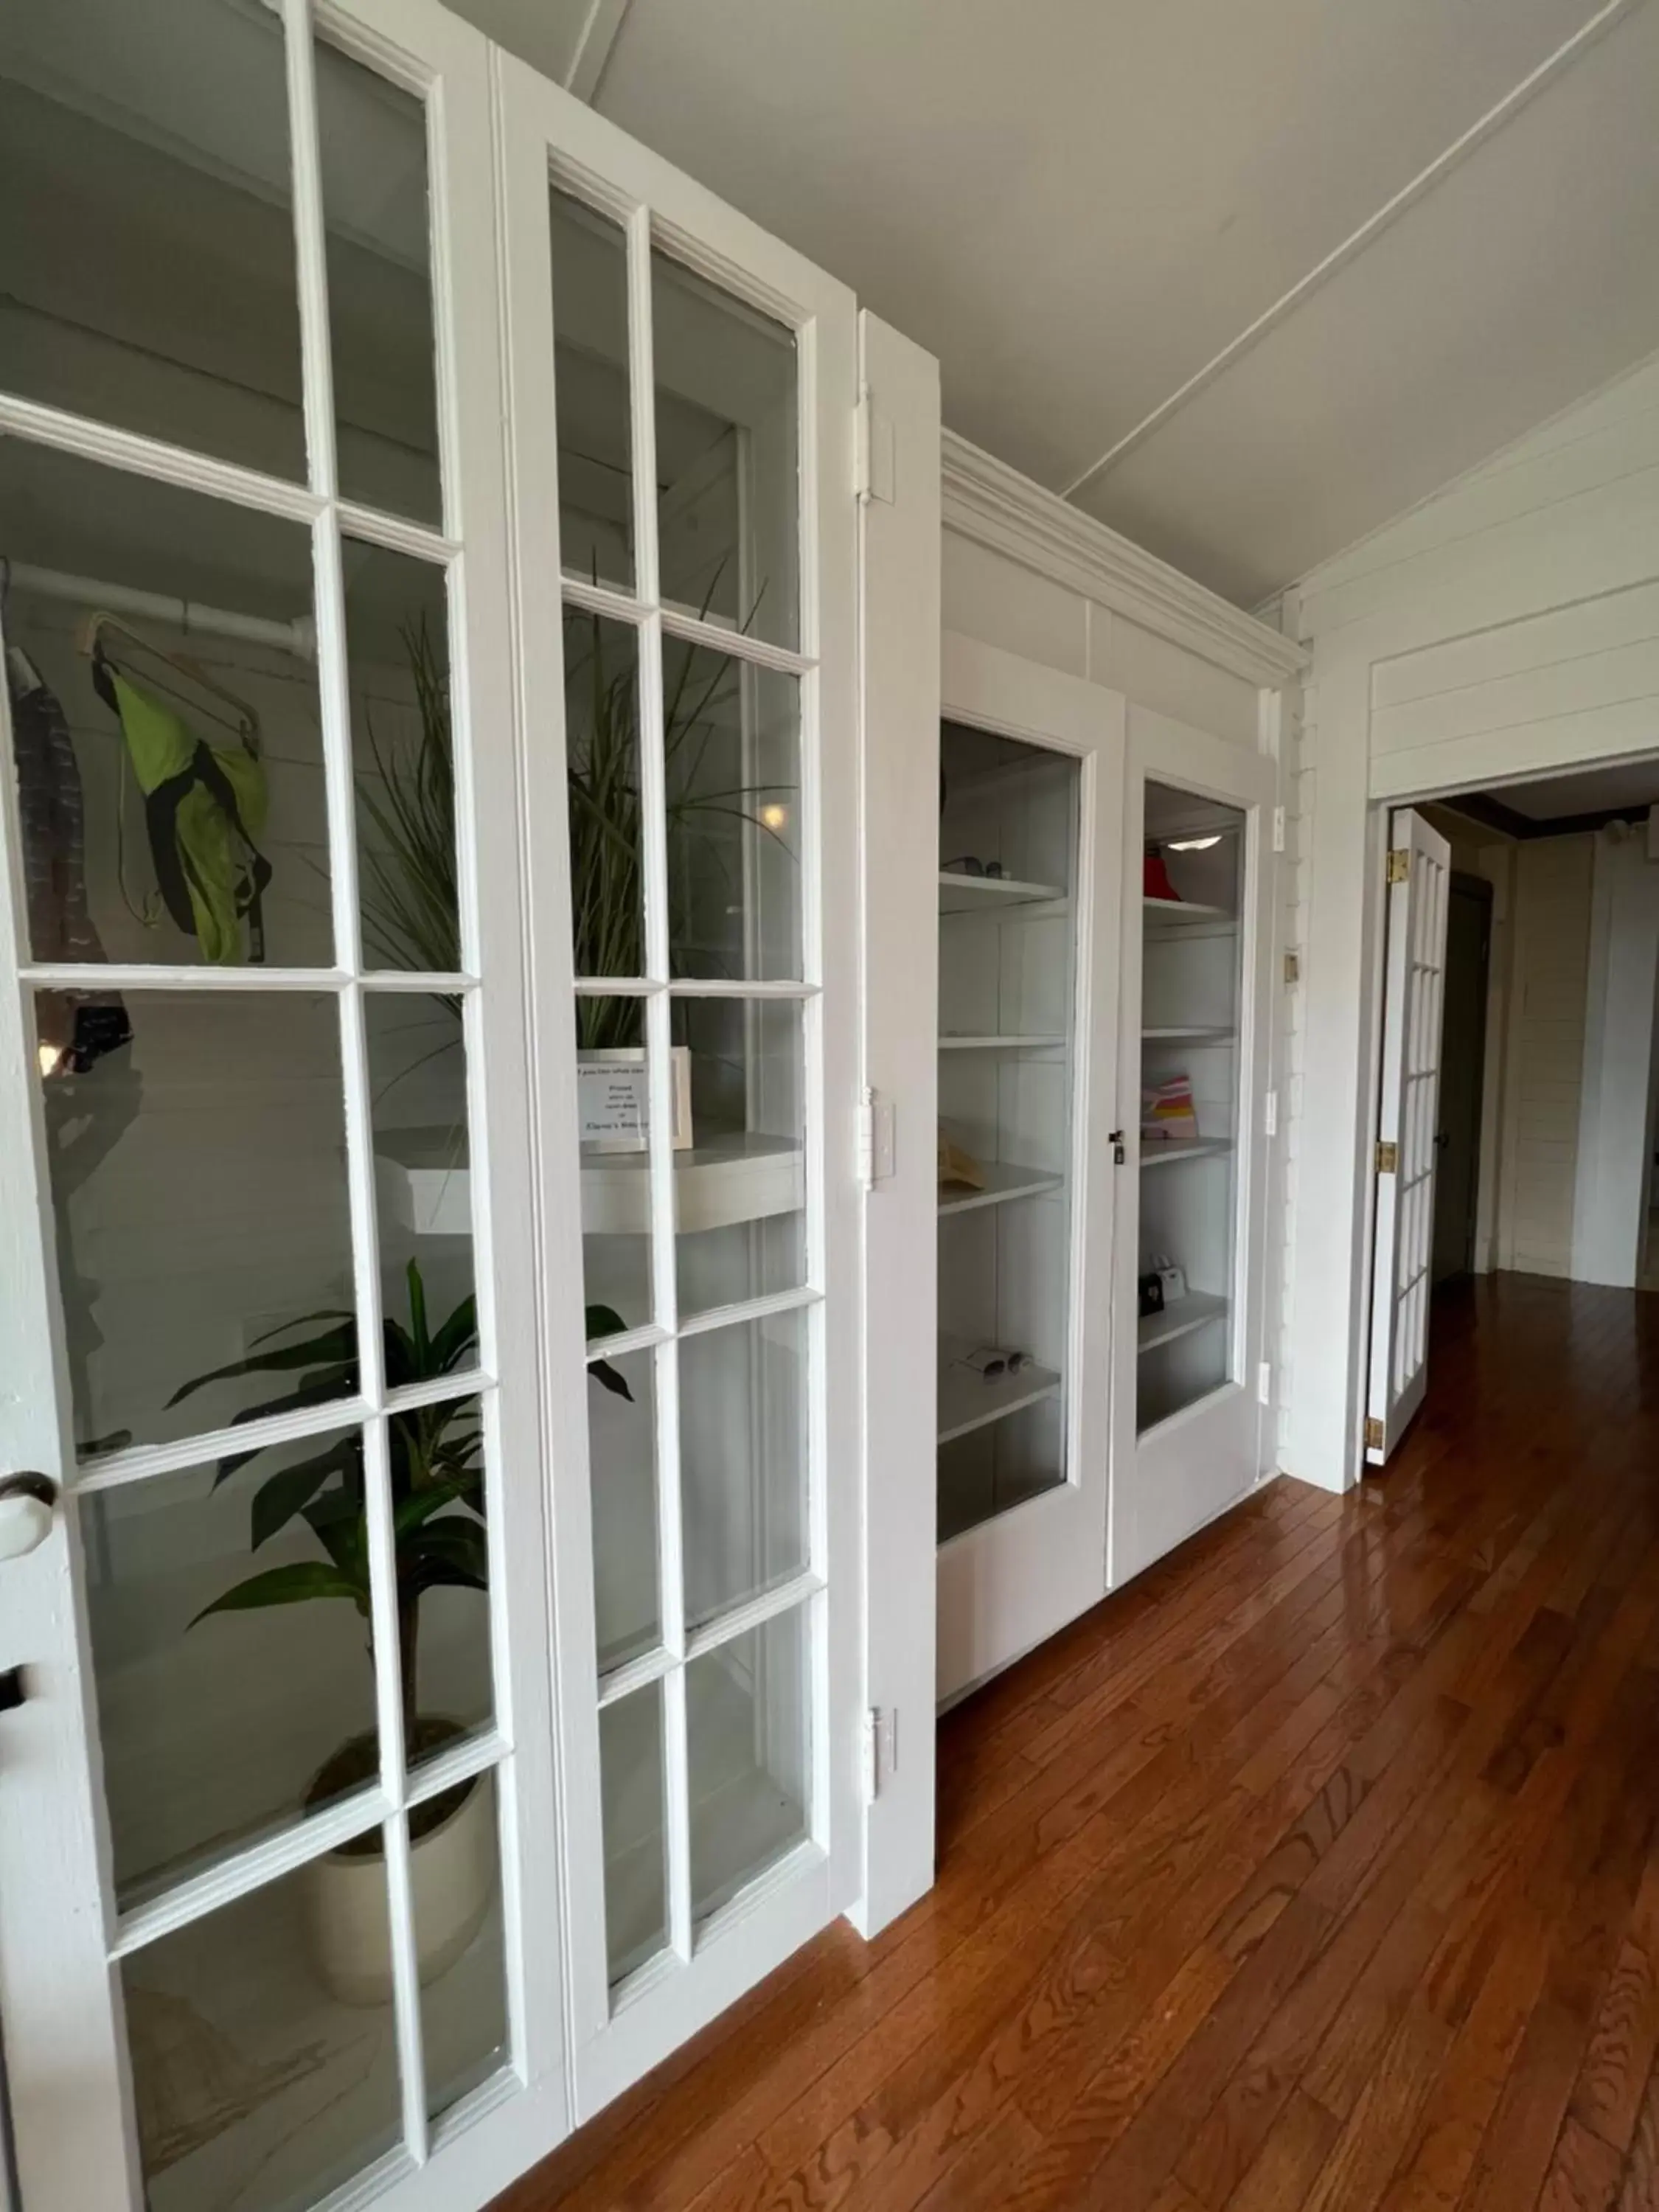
[{"x1": 1366, "y1": 753, "x2": 1659, "y2": 1467}]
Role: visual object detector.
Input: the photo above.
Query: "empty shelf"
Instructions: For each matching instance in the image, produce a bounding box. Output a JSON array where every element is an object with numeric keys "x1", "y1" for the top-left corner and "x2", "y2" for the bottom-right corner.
[
  {"x1": 1138, "y1": 1291, "x2": 1230, "y2": 1354},
  {"x1": 1142, "y1": 1026, "x2": 1237, "y2": 1043},
  {"x1": 1141, "y1": 1137, "x2": 1232, "y2": 1168},
  {"x1": 939, "y1": 1034, "x2": 1067, "y2": 1051},
  {"x1": 939, "y1": 871, "x2": 1065, "y2": 914},
  {"x1": 939, "y1": 1161, "x2": 1065, "y2": 1217},
  {"x1": 1143, "y1": 896, "x2": 1234, "y2": 925},
  {"x1": 938, "y1": 1358, "x2": 1062, "y2": 1445}
]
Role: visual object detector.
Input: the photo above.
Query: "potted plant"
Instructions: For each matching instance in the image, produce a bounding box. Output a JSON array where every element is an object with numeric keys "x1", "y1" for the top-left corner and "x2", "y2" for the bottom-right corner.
[{"x1": 175, "y1": 1262, "x2": 630, "y2": 2006}]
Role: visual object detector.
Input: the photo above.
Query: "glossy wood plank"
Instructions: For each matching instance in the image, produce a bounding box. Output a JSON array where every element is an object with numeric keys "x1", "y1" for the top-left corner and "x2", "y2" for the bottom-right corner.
[{"x1": 493, "y1": 1275, "x2": 1659, "y2": 2212}]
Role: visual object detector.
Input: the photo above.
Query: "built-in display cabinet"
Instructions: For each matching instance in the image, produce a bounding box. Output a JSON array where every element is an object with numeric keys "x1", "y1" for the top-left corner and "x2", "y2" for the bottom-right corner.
[{"x1": 929, "y1": 648, "x2": 1280, "y2": 1703}]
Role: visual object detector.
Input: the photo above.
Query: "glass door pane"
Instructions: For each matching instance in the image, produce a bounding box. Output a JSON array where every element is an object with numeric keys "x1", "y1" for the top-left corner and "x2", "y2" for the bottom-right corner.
[
  {"x1": 0, "y1": 6, "x2": 529, "y2": 2205},
  {"x1": 546, "y1": 175, "x2": 824, "y2": 2010},
  {"x1": 936, "y1": 720, "x2": 1079, "y2": 1543},
  {"x1": 1137, "y1": 782, "x2": 1246, "y2": 1431}
]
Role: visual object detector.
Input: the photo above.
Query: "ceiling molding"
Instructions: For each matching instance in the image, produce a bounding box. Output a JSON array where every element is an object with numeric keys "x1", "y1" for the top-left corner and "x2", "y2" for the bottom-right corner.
[
  {"x1": 564, "y1": 0, "x2": 632, "y2": 102},
  {"x1": 1060, "y1": 0, "x2": 1641, "y2": 504},
  {"x1": 942, "y1": 430, "x2": 1307, "y2": 689}
]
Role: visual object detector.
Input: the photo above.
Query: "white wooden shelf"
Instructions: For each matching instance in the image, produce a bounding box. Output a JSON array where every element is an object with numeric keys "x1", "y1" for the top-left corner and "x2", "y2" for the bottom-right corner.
[
  {"x1": 378, "y1": 1128, "x2": 803, "y2": 1240},
  {"x1": 1143, "y1": 896, "x2": 1235, "y2": 926},
  {"x1": 938, "y1": 1161, "x2": 1065, "y2": 1217},
  {"x1": 1140, "y1": 1138, "x2": 1233, "y2": 1169},
  {"x1": 938, "y1": 1356, "x2": 1062, "y2": 1446},
  {"x1": 1138, "y1": 1291, "x2": 1229, "y2": 1354},
  {"x1": 939, "y1": 870, "x2": 1065, "y2": 914},
  {"x1": 939, "y1": 1034, "x2": 1067, "y2": 1051},
  {"x1": 1142, "y1": 1026, "x2": 1237, "y2": 1043}
]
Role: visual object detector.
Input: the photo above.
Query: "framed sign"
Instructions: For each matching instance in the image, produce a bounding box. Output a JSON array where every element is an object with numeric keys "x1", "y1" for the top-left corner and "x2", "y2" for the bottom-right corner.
[{"x1": 576, "y1": 1044, "x2": 693, "y2": 1152}]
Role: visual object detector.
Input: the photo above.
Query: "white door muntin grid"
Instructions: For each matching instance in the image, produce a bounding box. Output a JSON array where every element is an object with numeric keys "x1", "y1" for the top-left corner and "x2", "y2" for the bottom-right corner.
[
  {"x1": 1365, "y1": 807, "x2": 1452, "y2": 1464},
  {"x1": 0, "y1": 1, "x2": 571, "y2": 2205},
  {"x1": 495, "y1": 57, "x2": 864, "y2": 2109}
]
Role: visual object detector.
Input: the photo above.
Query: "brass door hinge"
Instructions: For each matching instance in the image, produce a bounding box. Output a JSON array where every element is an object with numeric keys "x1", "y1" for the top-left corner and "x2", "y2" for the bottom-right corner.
[
  {"x1": 1364, "y1": 1416, "x2": 1385, "y2": 1452},
  {"x1": 1386, "y1": 849, "x2": 1411, "y2": 885},
  {"x1": 1375, "y1": 1141, "x2": 1399, "y2": 1173}
]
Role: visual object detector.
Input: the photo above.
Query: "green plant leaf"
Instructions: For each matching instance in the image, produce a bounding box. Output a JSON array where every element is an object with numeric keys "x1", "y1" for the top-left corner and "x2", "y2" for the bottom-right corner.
[
  {"x1": 210, "y1": 1369, "x2": 358, "y2": 1488},
  {"x1": 303, "y1": 1491, "x2": 369, "y2": 1588},
  {"x1": 249, "y1": 1438, "x2": 358, "y2": 1550},
  {"x1": 190, "y1": 1561, "x2": 359, "y2": 1626},
  {"x1": 430, "y1": 1293, "x2": 479, "y2": 1374},
  {"x1": 402, "y1": 1514, "x2": 488, "y2": 1593},
  {"x1": 168, "y1": 1322, "x2": 356, "y2": 1406},
  {"x1": 585, "y1": 1303, "x2": 627, "y2": 1340},
  {"x1": 590, "y1": 1357, "x2": 632, "y2": 1402},
  {"x1": 406, "y1": 1259, "x2": 430, "y2": 1366}
]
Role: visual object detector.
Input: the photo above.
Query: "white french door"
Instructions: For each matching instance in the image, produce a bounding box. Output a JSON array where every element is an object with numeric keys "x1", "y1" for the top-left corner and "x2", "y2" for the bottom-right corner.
[
  {"x1": 1110, "y1": 708, "x2": 1277, "y2": 1587},
  {"x1": 0, "y1": 2, "x2": 569, "y2": 2207},
  {"x1": 933, "y1": 636, "x2": 1124, "y2": 1702},
  {"x1": 493, "y1": 59, "x2": 865, "y2": 2115},
  {"x1": 1364, "y1": 807, "x2": 1452, "y2": 1466}
]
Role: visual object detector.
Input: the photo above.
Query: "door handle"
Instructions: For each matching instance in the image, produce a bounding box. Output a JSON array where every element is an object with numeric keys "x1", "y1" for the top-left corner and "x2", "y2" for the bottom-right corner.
[{"x1": 0, "y1": 1475, "x2": 57, "y2": 1565}]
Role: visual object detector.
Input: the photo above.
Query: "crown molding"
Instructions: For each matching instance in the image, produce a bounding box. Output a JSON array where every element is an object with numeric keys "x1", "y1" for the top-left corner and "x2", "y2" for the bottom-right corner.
[{"x1": 940, "y1": 431, "x2": 1307, "y2": 689}]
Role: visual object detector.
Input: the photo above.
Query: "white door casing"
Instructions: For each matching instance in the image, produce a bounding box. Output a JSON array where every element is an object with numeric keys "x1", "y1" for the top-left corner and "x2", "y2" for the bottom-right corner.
[
  {"x1": 933, "y1": 634, "x2": 1124, "y2": 1703},
  {"x1": 493, "y1": 52, "x2": 868, "y2": 2119},
  {"x1": 1365, "y1": 807, "x2": 1452, "y2": 1465},
  {"x1": 852, "y1": 314, "x2": 942, "y2": 1936}
]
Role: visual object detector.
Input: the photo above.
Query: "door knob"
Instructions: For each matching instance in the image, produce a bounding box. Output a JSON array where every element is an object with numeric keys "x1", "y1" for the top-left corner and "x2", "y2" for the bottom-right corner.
[{"x1": 0, "y1": 1473, "x2": 58, "y2": 1562}]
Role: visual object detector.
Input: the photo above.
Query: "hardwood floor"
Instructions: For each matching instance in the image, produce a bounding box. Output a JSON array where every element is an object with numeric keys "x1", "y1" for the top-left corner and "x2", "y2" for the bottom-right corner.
[{"x1": 495, "y1": 1273, "x2": 1659, "y2": 2212}]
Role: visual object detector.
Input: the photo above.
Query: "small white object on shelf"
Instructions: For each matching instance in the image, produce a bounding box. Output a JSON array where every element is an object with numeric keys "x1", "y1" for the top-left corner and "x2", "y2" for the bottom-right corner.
[
  {"x1": 939, "y1": 870, "x2": 1065, "y2": 914},
  {"x1": 1138, "y1": 1290, "x2": 1229, "y2": 1354},
  {"x1": 938, "y1": 1355, "x2": 1062, "y2": 1446}
]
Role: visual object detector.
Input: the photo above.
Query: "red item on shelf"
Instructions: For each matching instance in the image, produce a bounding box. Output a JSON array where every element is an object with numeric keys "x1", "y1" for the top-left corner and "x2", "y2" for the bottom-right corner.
[{"x1": 1144, "y1": 853, "x2": 1181, "y2": 903}]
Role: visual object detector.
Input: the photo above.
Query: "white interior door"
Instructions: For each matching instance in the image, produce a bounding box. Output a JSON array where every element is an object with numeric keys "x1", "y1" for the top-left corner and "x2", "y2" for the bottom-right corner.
[
  {"x1": 1365, "y1": 807, "x2": 1452, "y2": 1465},
  {"x1": 493, "y1": 57, "x2": 866, "y2": 2117},
  {"x1": 1110, "y1": 709, "x2": 1278, "y2": 1587},
  {"x1": 0, "y1": 3, "x2": 571, "y2": 2207},
  {"x1": 933, "y1": 636, "x2": 1124, "y2": 1703}
]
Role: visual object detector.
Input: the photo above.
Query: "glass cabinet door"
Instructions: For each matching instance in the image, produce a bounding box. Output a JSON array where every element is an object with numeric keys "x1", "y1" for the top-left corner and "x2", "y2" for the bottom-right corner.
[
  {"x1": 1137, "y1": 782, "x2": 1248, "y2": 1430},
  {"x1": 1111, "y1": 704, "x2": 1278, "y2": 1595},
  {"x1": 0, "y1": 4, "x2": 563, "y2": 2208},
  {"x1": 936, "y1": 720, "x2": 1080, "y2": 1541},
  {"x1": 495, "y1": 55, "x2": 863, "y2": 2107}
]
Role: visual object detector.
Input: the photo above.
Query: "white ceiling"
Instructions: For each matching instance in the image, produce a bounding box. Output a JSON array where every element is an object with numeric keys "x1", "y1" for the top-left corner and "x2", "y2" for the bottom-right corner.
[{"x1": 456, "y1": 0, "x2": 1659, "y2": 610}]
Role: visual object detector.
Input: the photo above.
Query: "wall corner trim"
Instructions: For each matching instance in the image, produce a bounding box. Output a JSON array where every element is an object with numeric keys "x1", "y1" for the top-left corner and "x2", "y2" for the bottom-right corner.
[{"x1": 940, "y1": 431, "x2": 1307, "y2": 690}]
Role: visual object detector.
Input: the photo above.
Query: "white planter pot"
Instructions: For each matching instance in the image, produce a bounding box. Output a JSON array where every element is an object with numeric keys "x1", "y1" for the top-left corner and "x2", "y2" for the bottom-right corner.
[{"x1": 305, "y1": 1767, "x2": 495, "y2": 2008}]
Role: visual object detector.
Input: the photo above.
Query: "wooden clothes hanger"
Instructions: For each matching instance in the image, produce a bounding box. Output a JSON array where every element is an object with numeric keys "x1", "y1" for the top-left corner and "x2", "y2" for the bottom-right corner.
[{"x1": 79, "y1": 608, "x2": 262, "y2": 753}]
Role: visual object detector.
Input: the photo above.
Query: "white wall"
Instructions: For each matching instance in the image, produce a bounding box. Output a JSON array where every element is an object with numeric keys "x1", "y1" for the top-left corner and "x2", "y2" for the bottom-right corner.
[
  {"x1": 1569, "y1": 828, "x2": 1659, "y2": 1285},
  {"x1": 1504, "y1": 835, "x2": 1593, "y2": 1278},
  {"x1": 1286, "y1": 347, "x2": 1659, "y2": 1489}
]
